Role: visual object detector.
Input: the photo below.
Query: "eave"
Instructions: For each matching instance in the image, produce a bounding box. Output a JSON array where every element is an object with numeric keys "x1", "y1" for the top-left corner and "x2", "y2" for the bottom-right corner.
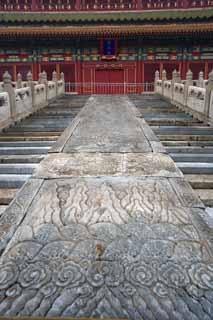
[
  {"x1": 0, "y1": 8, "x2": 213, "y2": 24},
  {"x1": 0, "y1": 23, "x2": 212, "y2": 39}
]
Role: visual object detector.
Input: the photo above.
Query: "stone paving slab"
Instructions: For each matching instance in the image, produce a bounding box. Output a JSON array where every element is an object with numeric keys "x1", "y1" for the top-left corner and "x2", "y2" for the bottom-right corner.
[
  {"x1": 63, "y1": 96, "x2": 151, "y2": 153},
  {"x1": 0, "y1": 95, "x2": 212, "y2": 319},
  {"x1": 34, "y1": 152, "x2": 182, "y2": 179}
]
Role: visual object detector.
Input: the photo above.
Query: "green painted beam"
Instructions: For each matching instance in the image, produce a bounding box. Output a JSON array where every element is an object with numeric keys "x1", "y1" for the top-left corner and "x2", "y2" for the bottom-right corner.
[{"x1": 0, "y1": 8, "x2": 212, "y2": 23}]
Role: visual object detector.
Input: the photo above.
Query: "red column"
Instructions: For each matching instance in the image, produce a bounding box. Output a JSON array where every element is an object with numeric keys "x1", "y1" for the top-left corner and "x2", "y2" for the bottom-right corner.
[
  {"x1": 75, "y1": 0, "x2": 81, "y2": 10},
  {"x1": 32, "y1": 63, "x2": 39, "y2": 80},
  {"x1": 180, "y1": 61, "x2": 187, "y2": 79},
  {"x1": 183, "y1": 0, "x2": 189, "y2": 8},
  {"x1": 32, "y1": 0, "x2": 39, "y2": 11},
  {"x1": 205, "y1": 61, "x2": 208, "y2": 79},
  {"x1": 137, "y1": 0, "x2": 142, "y2": 9},
  {"x1": 160, "y1": 62, "x2": 163, "y2": 78}
]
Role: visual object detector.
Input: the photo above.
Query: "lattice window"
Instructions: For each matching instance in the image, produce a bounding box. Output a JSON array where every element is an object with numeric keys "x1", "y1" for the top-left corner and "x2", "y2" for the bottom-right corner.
[
  {"x1": 1, "y1": 0, "x2": 31, "y2": 10},
  {"x1": 40, "y1": 0, "x2": 75, "y2": 10},
  {"x1": 83, "y1": 0, "x2": 137, "y2": 10}
]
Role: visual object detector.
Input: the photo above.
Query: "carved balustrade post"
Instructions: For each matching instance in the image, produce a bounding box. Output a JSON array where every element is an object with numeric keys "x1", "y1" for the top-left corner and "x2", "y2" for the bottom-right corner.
[
  {"x1": 198, "y1": 71, "x2": 204, "y2": 88},
  {"x1": 171, "y1": 69, "x2": 177, "y2": 100},
  {"x1": 60, "y1": 72, "x2": 65, "y2": 93},
  {"x1": 16, "y1": 73, "x2": 22, "y2": 89},
  {"x1": 176, "y1": 71, "x2": 181, "y2": 83},
  {"x1": 52, "y1": 70, "x2": 58, "y2": 96},
  {"x1": 154, "y1": 70, "x2": 160, "y2": 92},
  {"x1": 162, "y1": 69, "x2": 167, "y2": 96},
  {"x1": 204, "y1": 69, "x2": 213, "y2": 117},
  {"x1": 184, "y1": 69, "x2": 193, "y2": 106},
  {"x1": 41, "y1": 71, "x2": 48, "y2": 100},
  {"x1": 38, "y1": 72, "x2": 43, "y2": 84},
  {"x1": 27, "y1": 70, "x2": 35, "y2": 107},
  {"x1": 3, "y1": 71, "x2": 16, "y2": 118}
]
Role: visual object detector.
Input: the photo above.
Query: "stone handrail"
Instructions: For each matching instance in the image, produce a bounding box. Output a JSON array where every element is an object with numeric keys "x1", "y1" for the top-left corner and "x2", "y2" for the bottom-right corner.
[
  {"x1": 57, "y1": 80, "x2": 65, "y2": 95},
  {"x1": 15, "y1": 87, "x2": 33, "y2": 119},
  {"x1": 34, "y1": 84, "x2": 46, "y2": 108},
  {"x1": 47, "y1": 81, "x2": 57, "y2": 100},
  {"x1": 187, "y1": 85, "x2": 206, "y2": 114},
  {"x1": 0, "y1": 92, "x2": 11, "y2": 128},
  {"x1": 173, "y1": 83, "x2": 185, "y2": 105},
  {"x1": 154, "y1": 69, "x2": 213, "y2": 123},
  {"x1": 0, "y1": 71, "x2": 65, "y2": 130},
  {"x1": 163, "y1": 81, "x2": 172, "y2": 99}
]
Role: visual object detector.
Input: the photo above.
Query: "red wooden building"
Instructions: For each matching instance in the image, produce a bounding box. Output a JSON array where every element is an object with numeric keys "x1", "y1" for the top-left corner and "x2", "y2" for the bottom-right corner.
[{"x1": 0, "y1": 0, "x2": 213, "y2": 93}]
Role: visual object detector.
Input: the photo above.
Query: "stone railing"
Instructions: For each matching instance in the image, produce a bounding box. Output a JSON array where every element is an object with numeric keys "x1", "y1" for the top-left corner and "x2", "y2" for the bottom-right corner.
[
  {"x1": 0, "y1": 92, "x2": 11, "y2": 128},
  {"x1": 57, "y1": 80, "x2": 65, "y2": 95},
  {"x1": 173, "y1": 83, "x2": 185, "y2": 106},
  {"x1": 187, "y1": 85, "x2": 206, "y2": 114},
  {"x1": 47, "y1": 81, "x2": 57, "y2": 100},
  {"x1": 155, "y1": 69, "x2": 213, "y2": 123},
  {"x1": 34, "y1": 84, "x2": 46, "y2": 108},
  {"x1": 15, "y1": 87, "x2": 32, "y2": 119},
  {"x1": 0, "y1": 70, "x2": 65, "y2": 129},
  {"x1": 164, "y1": 81, "x2": 172, "y2": 99}
]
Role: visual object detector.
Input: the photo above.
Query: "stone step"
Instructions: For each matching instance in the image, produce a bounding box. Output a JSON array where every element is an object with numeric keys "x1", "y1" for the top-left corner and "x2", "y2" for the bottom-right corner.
[
  {"x1": 0, "y1": 141, "x2": 54, "y2": 147},
  {"x1": 152, "y1": 126, "x2": 213, "y2": 135},
  {"x1": 185, "y1": 174, "x2": 213, "y2": 189},
  {"x1": 159, "y1": 135, "x2": 213, "y2": 141},
  {"x1": 39, "y1": 110, "x2": 80, "y2": 115},
  {"x1": 0, "y1": 131, "x2": 60, "y2": 137},
  {"x1": 137, "y1": 107, "x2": 183, "y2": 113},
  {"x1": 163, "y1": 141, "x2": 213, "y2": 147},
  {"x1": 144, "y1": 113, "x2": 193, "y2": 119},
  {"x1": 170, "y1": 153, "x2": 213, "y2": 162},
  {"x1": 21, "y1": 116, "x2": 73, "y2": 122},
  {"x1": 0, "y1": 163, "x2": 38, "y2": 174},
  {"x1": 147, "y1": 119, "x2": 200, "y2": 126},
  {"x1": 30, "y1": 115, "x2": 76, "y2": 120},
  {"x1": 0, "y1": 188, "x2": 18, "y2": 205},
  {"x1": 21, "y1": 120, "x2": 72, "y2": 126},
  {"x1": 0, "y1": 146, "x2": 51, "y2": 155},
  {"x1": 0, "y1": 154, "x2": 44, "y2": 163},
  {"x1": 195, "y1": 189, "x2": 213, "y2": 207},
  {"x1": 166, "y1": 146, "x2": 213, "y2": 153},
  {"x1": 0, "y1": 136, "x2": 58, "y2": 141},
  {"x1": 5, "y1": 127, "x2": 65, "y2": 132},
  {"x1": 177, "y1": 162, "x2": 213, "y2": 174},
  {"x1": 0, "y1": 174, "x2": 30, "y2": 188}
]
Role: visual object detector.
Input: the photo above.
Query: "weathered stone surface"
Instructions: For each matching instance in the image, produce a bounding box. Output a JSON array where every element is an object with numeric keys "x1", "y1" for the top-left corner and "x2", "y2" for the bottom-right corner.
[
  {"x1": 170, "y1": 177, "x2": 205, "y2": 208},
  {"x1": 63, "y1": 96, "x2": 151, "y2": 153},
  {"x1": 0, "y1": 178, "x2": 43, "y2": 254},
  {"x1": 0, "y1": 177, "x2": 212, "y2": 318},
  {"x1": 0, "y1": 95, "x2": 212, "y2": 319},
  {"x1": 34, "y1": 152, "x2": 182, "y2": 179}
]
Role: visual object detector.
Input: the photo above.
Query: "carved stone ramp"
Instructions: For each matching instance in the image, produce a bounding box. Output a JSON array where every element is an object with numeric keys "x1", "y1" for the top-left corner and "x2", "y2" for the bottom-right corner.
[{"x1": 0, "y1": 95, "x2": 212, "y2": 319}]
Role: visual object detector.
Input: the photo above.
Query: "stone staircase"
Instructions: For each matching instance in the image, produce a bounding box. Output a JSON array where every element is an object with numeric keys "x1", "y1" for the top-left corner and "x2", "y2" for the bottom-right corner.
[
  {"x1": 130, "y1": 94, "x2": 213, "y2": 209},
  {"x1": 0, "y1": 94, "x2": 88, "y2": 215}
]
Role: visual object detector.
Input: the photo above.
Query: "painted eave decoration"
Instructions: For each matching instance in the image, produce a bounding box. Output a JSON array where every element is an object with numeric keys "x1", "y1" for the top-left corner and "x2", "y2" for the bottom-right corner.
[{"x1": 0, "y1": 8, "x2": 213, "y2": 23}]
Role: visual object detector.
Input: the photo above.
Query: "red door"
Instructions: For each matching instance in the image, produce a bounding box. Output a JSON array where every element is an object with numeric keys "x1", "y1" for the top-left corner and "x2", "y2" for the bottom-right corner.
[
  {"x1": 95, "y1": 69, "x2": 109, "y2": 94},
  {"x1": 95, "y1": 69, "x2": 124, "y2": 94},
  {"x1": 109, "y1": 69, "x2": 124, "y2": 94}
]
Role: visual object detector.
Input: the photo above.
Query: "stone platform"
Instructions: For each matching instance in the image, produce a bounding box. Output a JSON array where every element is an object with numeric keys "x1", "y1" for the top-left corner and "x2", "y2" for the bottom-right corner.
[{"x1": 0, "y1": 96, "x2": 212, "y2": 319}]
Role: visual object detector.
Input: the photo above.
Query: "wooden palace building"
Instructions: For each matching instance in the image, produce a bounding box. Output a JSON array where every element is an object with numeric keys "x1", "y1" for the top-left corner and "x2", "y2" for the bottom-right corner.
[{"x1": 0, "y1": 0, "x2": 213, "y2": 94}]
